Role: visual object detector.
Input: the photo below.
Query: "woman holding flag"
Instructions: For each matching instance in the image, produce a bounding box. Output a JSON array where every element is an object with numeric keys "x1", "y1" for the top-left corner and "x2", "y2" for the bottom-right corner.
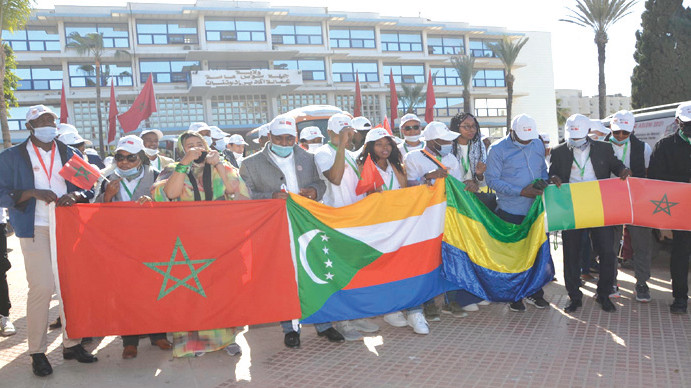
[{"x1": 355, "y1": 127, "x2": 407, "y2": 194}]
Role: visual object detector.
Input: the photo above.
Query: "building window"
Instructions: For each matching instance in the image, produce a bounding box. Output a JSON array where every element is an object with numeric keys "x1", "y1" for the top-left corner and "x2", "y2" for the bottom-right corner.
[
  {"x1": 380, "y1": 31, "x2": 422, "y2": 52},
  {"x1": 383, "y1": 64, "x2": 425, "y2": 84},
  {"x1": 469, "y1": 39, "x2": 499, "y2": 58},
  {"x1": 473, "y1": 70, "x2": 505, "y2": 87},
  {"x1": 73, "y1": 99, "x2": 133, "y2": 139},
  {"x1": 139, "y1": 60, "x2": 200, "y2": 83},
  {"x1": 431, "y1": 67, "x2": 461, "y2": 86},
  {"x1": 136, "y1": 20, "x2": 199, "y2": 45},
  {"x1": 277, "y1": 93, "x2": 328, "y2": 113},
  {"x1": 208, "y1": 61, "x2": 269, "y2": 70},
  {"x1": 271, "y1": 23, "x2": 322, "y2": 45},
  {"x1": 332, "y1": 62, "x2": 378, "y2": 83},
  {"x1": 65, "y1": 23, "x2": 129, "y2": 48},
  {"x1": 2, "y1": 26, "x2": 60, "y2": 51},
  {"x1": 152, "y1": 96, "x2": 205, "y2": 129},
  {"x1": 211, "y1": 95, "x2": 269, "y2": 126},
  {"x1": 427, "y1": 35, "x2": 465, "y2": 55},
  {"x1": 329, "y1": 27, "x2": 375, "y2": 48},
  {"x1": 475, "y1": 98, "x2": 507, "y2": 117},
  {"x1": 273, "y1": 59, "x2": 325, "y2": 81},
  {"x1": 68, "y1": 63, "x2": 133, "y2": 87},
  {"x1": 434, "y1": 97, "x2": 464, "y2": 117},
  {"x1": 481, "y1": 126, "x2": 506, "y2": 140},
  {"x1": 205, "y1": 18, "x2": 266, "y2": 42},
  {"x1": 335, "y1": 94, "x2": 381, "y2": 124},
  {"x1": 16, "y1": 66, "x2": 62, "y2": 90}
]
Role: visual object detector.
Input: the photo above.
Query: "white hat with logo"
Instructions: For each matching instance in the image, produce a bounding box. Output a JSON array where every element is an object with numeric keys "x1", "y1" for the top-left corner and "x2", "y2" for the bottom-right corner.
[
  {"x1": 227, "y1": 134, "x2": 248, "y2": 146},
  {"x1": 59, "y1": 132, "x2": 85, "y2": 145},
  {"x1": 26, "y1": 105, "x2": 58, "y2": 122},
  {"x1": 115, "y1": 135, "x2": 144, "y2": 154},
  {"x1": 300, "y1": 126, "x2": 324, "y2": 141},
  {"x1": 422, "y1": 121, "x2": 459, "y2": 141},
  {"x1": 511, "y1": 114, "x2": 539, "y2": 141},
  {"x1": 252, "y1": 124, "x2": 270, "y2": 144},
  {"x1": 351, "y1": 116, "x2": 372, "y2": 131},
  {"x1": 188, "y1": 122, "x2": 210, "y2": 132},
  {"x1": 564, "y1": 114, "x2": 592, "y2": 139},
  {"x1": 327, "y1": 113, "x2": 352, "y2": 134},
  {"x1": 610, "y1": 110, "x2": 635, "y2": 133},
  {"x1": 140, "y1": 128, "x2": 163, "y2": 141},
  {"x1": 209, "y1": 125, "x2": 227, "y2": 139},
  {"x1": 676, "y1": 101, "x2": 691, "y2": 123},
  {"x1": 57, "y1": 123, "x2": 78, "y2": 136},
  {"x1": 269, "y1": 115, "x2": 297, "y2": 137},
  {"x1": 539, "y1": 133, "x2": 551, "y2": 143},
  {"x1": 590, "y1": 119, "x2": 611, "y2": 135},
  {"x1": 400, "y1": 113, "x2": 421, "y2": 126},
  {"x1": 365, "y1": 127, "x2": 394, "y2": 143}
]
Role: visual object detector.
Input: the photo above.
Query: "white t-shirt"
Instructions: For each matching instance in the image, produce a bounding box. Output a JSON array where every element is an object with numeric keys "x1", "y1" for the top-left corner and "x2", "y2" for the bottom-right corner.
[
  {"x1": 569, "y1": 144, "x2": 597, "y2": 183},
  {"x1": 269, "y1": 150, "x2": 300, "y2": 194},
  {"x1": 611, "y1": 140, "x2": 652, "y2": 177},
  {"x1": 314, "y1": 144, "x2": 364, "y2": 207},
  {"x1": 118, "y1": 170, "x2": 144, "y2": 201},
  {"x1": 1, "y1": 208, "x2": 7, "y2": 224},
  {"x1": 376, "y1": 163, "x2": 401, "y2": 191},
  {"x1": 398, "y1": 141, "x2": 425, "y2": 158},
  {"x1": 404, "y1": 148, "x2": 462, "y2": 184},
  {"x1": 27, "y1": 140, "x2": 67, "y2": 226}
]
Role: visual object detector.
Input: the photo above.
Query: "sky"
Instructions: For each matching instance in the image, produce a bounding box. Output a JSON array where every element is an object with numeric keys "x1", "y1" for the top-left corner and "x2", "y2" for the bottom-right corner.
[{"x1": 36, "y1": 0, "x2": 691, "y2": 97}]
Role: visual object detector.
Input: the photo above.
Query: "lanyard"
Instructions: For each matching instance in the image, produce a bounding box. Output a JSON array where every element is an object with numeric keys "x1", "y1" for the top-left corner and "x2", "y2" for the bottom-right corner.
[
  {"x1": 121, "y1": 178, "x2": 142, "y2": 201},
  {"x1": 610, "y1": 139, "x2": 629, "y2": 163},
  {"x1": 404, "y1": 140, "x2": 424, "y2": 154},
  {"x1": 572, "y1": 152, "x2": 591, "y2": 178},
  {"x1": 459, "y1": 145, "x2": 470, "y2": 174},
  {"x1": 680, "y1": 131, "x2": 691, "y2": 146},
  {"x1": 328, "y1": 143, "x2": 361, "y2": 179},
  {"x1": 31, "y1": 141, "x2": 56, "y2": 187},
  {"x1": 421, "y1": 149, "x2": 448, "y2": 170},
  {"x1": 379, "y1": 167, "x2": 395, "y2": 191},
  {"x1": 155, "y1": 157, "x2": 161, "y2": 171}
]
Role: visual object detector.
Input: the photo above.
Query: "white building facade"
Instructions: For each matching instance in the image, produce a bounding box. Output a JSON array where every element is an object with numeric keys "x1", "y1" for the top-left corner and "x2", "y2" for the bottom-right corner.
[{"x1": 556, "y1": 89, "x2": 632, "y2": 120}]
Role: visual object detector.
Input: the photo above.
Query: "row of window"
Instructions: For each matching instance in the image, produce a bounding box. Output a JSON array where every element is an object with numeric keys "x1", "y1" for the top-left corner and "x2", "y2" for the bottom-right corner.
[{"x1": 3, "y1": 21, "x2": 499, "y2": 56}]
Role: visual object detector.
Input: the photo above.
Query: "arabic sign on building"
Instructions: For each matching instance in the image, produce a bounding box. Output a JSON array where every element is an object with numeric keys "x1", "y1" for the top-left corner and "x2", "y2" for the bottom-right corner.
[{"x1": 190, "y1": 69, "x2": 303, "y2": 88}]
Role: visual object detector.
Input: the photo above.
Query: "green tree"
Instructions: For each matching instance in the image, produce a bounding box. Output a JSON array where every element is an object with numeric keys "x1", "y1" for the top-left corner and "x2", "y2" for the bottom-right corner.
[
  {"x1": 398, "y1": 84, "x2": 425, "y2": 114},
  {"x1": 631, "y1": 0, "x2": 691, "y2": 108},
  {"x1": 449, "y1": 54, "x2": 478, "y2": 114},
  {"x1": 556, "y1": 98, "x2": 570, "y2": 127},
  {"x1": 0, "y1": 0, "x2": 33, "y2": 149},
  {"x1": 487, "y1": 37, "x2": 529, "y2": 132},
  {"x1": 561, "y1": 0, "x2": 637, "y2": 118}
]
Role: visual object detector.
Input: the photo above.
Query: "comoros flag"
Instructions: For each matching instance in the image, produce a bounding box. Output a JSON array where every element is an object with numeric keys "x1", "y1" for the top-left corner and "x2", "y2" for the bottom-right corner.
[{"x1": 287, "y1": 180, "x2": 456, "y2": 323}]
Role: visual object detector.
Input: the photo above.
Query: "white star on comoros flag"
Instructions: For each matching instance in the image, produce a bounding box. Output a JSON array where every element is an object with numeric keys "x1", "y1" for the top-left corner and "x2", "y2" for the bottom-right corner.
[{"x1": 321, "y1": 233, "x2": 334, "y2": 281}]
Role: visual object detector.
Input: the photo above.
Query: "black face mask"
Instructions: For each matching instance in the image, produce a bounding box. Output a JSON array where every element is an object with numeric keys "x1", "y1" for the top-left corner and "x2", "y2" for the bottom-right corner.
[{"x1": 194, "y1": 151, "x2": 208, "y2": 164}]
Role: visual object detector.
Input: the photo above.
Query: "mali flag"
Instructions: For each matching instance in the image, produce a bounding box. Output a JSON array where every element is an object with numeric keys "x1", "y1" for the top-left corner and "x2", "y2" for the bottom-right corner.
[
  {"x1": 287, "y1": 180, "x2": 455, "y2": 324},
  {"x1": 441, "y1": 177, "x2": 554, "y2": 302},
  {"x1": 52, "y1": 200, "x2": 300, "y2": 338}
]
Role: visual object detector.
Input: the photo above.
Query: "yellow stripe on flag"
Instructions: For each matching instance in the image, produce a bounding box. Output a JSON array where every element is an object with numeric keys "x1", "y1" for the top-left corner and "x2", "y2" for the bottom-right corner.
[
  {"x1": 442, "y1": 208, "x2": 547, "y2": 273},
  {"x1": 290, "y1": 179, "x2": 446, "y2": 229},
  {"x1": 570, "y1": 180, "x2": 604, "y2": 229}
]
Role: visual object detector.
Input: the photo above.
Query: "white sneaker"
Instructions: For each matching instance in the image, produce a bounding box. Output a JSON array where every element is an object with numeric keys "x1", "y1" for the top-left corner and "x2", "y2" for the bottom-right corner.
[
  {"x1": 334, "y1": 321, "x2": 363, "y2": 341},
  {"x1": 383, "y1": 311, "x2": 408, "y2": 327},
  {"x1": 462, "y1": 303, "x2": 479, "y2": 312},
  {"x1": 406, "y1": 312, "x2": 429, "y2": 335},
  {"x1": 0, "y1": 315, "x2": 16, "y2": 337},
  {"x1": 350, "y1": 318, "x2": 380, "y2": 333},
  {"x1": 478, "y1": 300, "x2": 491, "y2": 306}
]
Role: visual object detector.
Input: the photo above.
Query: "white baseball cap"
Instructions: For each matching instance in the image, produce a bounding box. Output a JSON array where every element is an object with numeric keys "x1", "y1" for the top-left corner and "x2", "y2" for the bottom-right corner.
[
  {"x1": 564, "y1": 114, "x2": 592, "y2": 139},
  {"x1": 676, "y1": 101, "x2": 691, "y2": 122},
  {"x1": 26, "y1": 105, "x2": 58, "y2": 122},
  {"x1": 400, "y1": 113, "x2": 421, "y2": 126},
  {"x1": 590, "y1": 120, "x2": 611, "y2": 135},
  {"x1": 539, "y1": 133, "x2": 551, "y2": 143},
  {"x1": 511, "y1": 114, "x2": 539, "y2": 141},
  {"x1": 188, "y1": 122, "x2": 210, "y2": 132},
  {"x1": 327, "y1": 113, "x2": 352, "y2": 134},
  {"x1": 115, "y1": 135, "x2": 144, "y2": 154},
  {"x1": 253, "y1": 124, "x2": 270, "y2": 144},
  {"x1": 269, "y1": 115, "x2": 297, "y2": 137},
  {"x1": 59, "y1": 132, "x2": 85, "y2": 145},
  {"x1": 351, "y1": 116, "x2": 372, "y2": 131},
  {"x1": 140, "y1": 128, "x2": 163, "y2": 141},
  {"x1": 300, "y1": 126, "x2": 324, "y2": 141},
  {"x1": 422, "y1": 121, "x2": 459, "y2": 141},
  {"x1": 365, "y1": 127, "x2": 394, "y2": 143},
  {"x1": 610, "y1": 110, "x2": 635, "y2": 133},
  {"x1": 209, "y1": 125, "x2": 227, "y2": 139},
  {"x1": 57, "y1": 123, "x2": 78, "y2": 136},
  {"x1": 227, "y1": 134, "x2": 248, "y2": 146}
]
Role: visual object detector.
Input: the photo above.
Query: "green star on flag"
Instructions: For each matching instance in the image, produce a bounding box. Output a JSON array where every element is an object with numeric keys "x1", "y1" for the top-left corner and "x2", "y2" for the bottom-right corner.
[
  {"x1": 143, "y1": 237, "x2": 215, "y2": 300},
  {"x1": 73, "y1": 166, "x2": 92, "y2": 180},
  {"x1": 650, "y1": 193, "x2": 678, "y2": 216}
]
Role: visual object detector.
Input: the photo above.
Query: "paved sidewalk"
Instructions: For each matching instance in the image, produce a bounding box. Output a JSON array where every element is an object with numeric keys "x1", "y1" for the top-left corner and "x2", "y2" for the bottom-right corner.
[{"x1": 1, "y1": 233, "x2": 690, "y2": 387}]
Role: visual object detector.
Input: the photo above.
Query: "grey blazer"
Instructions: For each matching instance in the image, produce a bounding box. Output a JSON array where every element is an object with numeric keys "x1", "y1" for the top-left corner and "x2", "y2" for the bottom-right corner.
[
  {"x1": 239, "y1": 145, "x2": 326, "y2": 200},
  {"x1": 94, "y1": 165, "x2": 158, "y2": 202}
]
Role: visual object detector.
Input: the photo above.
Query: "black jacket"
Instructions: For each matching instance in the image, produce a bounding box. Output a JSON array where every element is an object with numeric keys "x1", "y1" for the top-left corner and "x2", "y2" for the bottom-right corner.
[
  {"x1": 549, "y1": 139, "x2": 627, "y2": 183},
  {"x1": 648, "y1": 132, "x2": 691, "y2": 183}
]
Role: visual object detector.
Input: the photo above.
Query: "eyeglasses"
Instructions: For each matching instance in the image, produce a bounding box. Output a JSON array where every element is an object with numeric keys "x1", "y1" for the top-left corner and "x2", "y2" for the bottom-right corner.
[
  {"x1": 114, "y1": 154, "x2": 139, "y2": 162},
  {"x1": 459, "y1": 125, "x2": 476, "y2": 130},
  {"x1": 612, "y1": 131, "x2": 630, "y2": 136},
  {"x1": 402, "y1": 125, "x2": 420, "y2": 131}
]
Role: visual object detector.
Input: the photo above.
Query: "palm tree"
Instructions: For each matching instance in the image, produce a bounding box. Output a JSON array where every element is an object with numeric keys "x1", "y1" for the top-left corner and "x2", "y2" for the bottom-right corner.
[
  {"x1": 561, "y1": 0, "x2": 637, "y2": 118},
  {"x1": 0, "y1": 0, "x2": 32, "y2": 149},
  {"x1": 76, "y1": 64, "x2": 131, "y2": 87},
  {"x1": 66, "y1": 32, "x2": 129, "y2": 156},
  {"x1": 398, "y1": 84, "x2": 425, "y2": 114},
  {"x1": 449, "y1": 54, "x2": 478, "y2": 114},
  {"x1": 487, "y1": 36, "x2": 529, "y2": 132},
  {"x1": 556, "y1": 98, "x2": 570, "y2": 127}
]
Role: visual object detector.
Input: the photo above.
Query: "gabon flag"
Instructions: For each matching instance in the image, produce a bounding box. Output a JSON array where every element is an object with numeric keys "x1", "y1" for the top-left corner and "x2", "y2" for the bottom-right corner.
[
  {"x1": 355, "y1": 154, "x2": 385, "y2": 195},
  {"x1": 117, "y1": 73, "x2": 157, "y2": 133},
  {"x1": 58, "y1": 154, "x2": 101, "y2": 190},
  {"x1": 53, "y1": 200, "x2": 300, "y2": 338}
]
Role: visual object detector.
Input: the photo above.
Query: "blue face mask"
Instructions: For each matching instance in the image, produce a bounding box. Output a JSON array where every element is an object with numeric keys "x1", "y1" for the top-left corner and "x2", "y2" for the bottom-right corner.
[
  {"x1": 609, "y1": 136, "x2": 630, "y2": 145},
  {"x1": 568, "y1": 138, "x2": 588, "y2": 148},
  {"x1": 116, "y1": 165, "x2": 141, "y2": 178},
  {"x1": 270, "y1": 143, "x2": 294, "y2": 158}
]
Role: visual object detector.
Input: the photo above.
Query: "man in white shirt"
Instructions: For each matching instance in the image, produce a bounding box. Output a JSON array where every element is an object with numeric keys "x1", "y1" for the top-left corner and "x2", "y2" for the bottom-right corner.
[
  {"x1": 351, "y1": 116, "x2": 372, "y2": 155},
  {"x1": 397, "y1": 113, "x2": 425, "y2": 158},
  {"x1": 140, "y1": 129, "x2": 173, "y2": 172},
  {"x1": 299, "y1": 126, "x2": 325, "y2": 153}
]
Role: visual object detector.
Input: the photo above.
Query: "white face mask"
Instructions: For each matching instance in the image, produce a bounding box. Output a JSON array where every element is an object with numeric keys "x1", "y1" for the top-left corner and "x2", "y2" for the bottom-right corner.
[
  {"x1": 404, "y1": 134, "x2": 421, "y2": 143},
  {"x1": 144, "y1": 147, "x2": 159, "y2": 157},
  {"x1": 568, "y1": 138, "x2": 588, "y2": 148},
  {"x1": 202, "y1": 136, "x2": 213, "y2": 146},
  {"x1": 307, "y1": 143, "x2": 322, "y2": 153},
  {"x1": 32, "y1": 126, "x2": 58, "y2": 143},
  {"x1": 214, "y1": 139, "x2": 226, "y2": 152}
]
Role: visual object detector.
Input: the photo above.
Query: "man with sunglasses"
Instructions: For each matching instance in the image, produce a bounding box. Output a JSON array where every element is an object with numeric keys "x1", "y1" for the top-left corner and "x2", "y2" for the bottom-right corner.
[
  {"x1": 607, "y1": 111, "x2": 653, "y2": 302},
  {"x1": 397, "y1": 113, "x2": 425, "y2": 157}
]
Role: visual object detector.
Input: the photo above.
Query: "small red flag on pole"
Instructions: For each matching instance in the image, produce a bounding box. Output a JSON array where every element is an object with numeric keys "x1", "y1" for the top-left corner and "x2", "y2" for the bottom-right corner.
[
  {"x1": 355, "y1": 154, "x2": 386, "y2": 196},
  {"x1": 107, "y1": 80, "x2": 119, "y2": 144},
  {"x1": 60, "y1": 84, "x2": 68, "y2": 124},
  {"x1": 389, "y1": 70, "x2": 398, "y2": 125},
  {"x1": 117, "y1": 74, "x2": 157, "y2": 133},
  {"x1": 425, "y1": 69, "x2": 436, "y2": 123},
  {"x1": 354, "y1": 71, "x2": 362, "y2": 117},
  {"x1": 58, "y1": 154, "x2": 101, "y2": 190}
]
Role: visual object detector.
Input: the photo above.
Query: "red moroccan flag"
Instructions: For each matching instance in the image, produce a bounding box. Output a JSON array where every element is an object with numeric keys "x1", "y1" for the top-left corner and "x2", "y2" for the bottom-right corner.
[
  {"x1": 117, "y1": 74, "x2": 157, "y2": 133},
  {"x1": 58, "y1": 154, "x2": 100, "y2": 190},
  {"x1": 54, "y1": 200, "x2": 300, "y2": 338},
  {"x1": 389, "y1": 70, "x2": 398, "y2": 124},
  {"x1": 107, "y1": 80, "x2": 119, "y2": 144},
  {"x1": 354, "y1": 71, "x2": 362, "y2": 117},
  {"x1": 628, "y1": 178, "x2": 691, "y2": 231},
  {"x1": 425, "y1": 69, "x2": 436, "y2": 123},
  {"x1": 355, "y1": 155, "x2": 385, "y2": 195},
  {"x1": 60, "y1": 84, "x2": 68, "y2": 124}
]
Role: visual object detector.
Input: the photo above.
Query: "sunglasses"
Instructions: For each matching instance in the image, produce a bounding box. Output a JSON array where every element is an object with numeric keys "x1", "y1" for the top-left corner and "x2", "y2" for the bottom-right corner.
[
  {"x1": 402, "y1": 125, "x2": 420, "y2": 131},
  {"x1": 114, "y1": 154, "x2": 139, "y2": 162},
  {"x1": 612, "y1": 131, "x2": 630, "y2": 136},
  {"x1": 459, "y1": 124, "x2": 476, "y2": 130}
]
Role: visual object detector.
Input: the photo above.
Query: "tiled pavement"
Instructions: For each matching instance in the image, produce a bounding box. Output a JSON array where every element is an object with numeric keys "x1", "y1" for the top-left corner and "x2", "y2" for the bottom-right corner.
[{"x1": 1, "y1": 234, "x2": 690, "y2": 387}]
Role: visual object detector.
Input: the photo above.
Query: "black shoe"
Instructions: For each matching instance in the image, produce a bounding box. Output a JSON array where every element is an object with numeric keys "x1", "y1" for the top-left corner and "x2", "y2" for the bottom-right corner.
[
  {"x1": 31, "y1": 353, "x2": 53, "y2": 377},
  {"x1": 564, "y1": 299, "x2": 582, "y2": 313},
  {"x1": 317, "y1": 327, "x2": 345, "y2": 343},
  {"x1": 48, "y1": 317, "x2": 62, "y2": 330},
  {"x1": 284, "y1": 331, "x2": 300, "y2": 348},
  {"x1": 670, "y1": 298, "x2": 688, "y2": 314},
  {"x1": 63, "y1": 344, "x2": 98, "y2": 363},
  {"x1": 80, "y1": 337, "x2": 93, "y2": 345},
  {"x1": 595, "y1": 295, "x2": 616, "y2": 312},
  {"x1": 509, "y1": 301, "x2": 526, "y2": 312},
  {"x1": 525, "y1": 296, "x2": 550, "y2": 309}
]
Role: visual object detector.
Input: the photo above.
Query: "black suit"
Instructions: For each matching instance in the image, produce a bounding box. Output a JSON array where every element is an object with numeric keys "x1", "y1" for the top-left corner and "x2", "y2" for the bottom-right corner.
[{"x1": 549, "y1": 140, "x2": 627, "y2": 302}]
